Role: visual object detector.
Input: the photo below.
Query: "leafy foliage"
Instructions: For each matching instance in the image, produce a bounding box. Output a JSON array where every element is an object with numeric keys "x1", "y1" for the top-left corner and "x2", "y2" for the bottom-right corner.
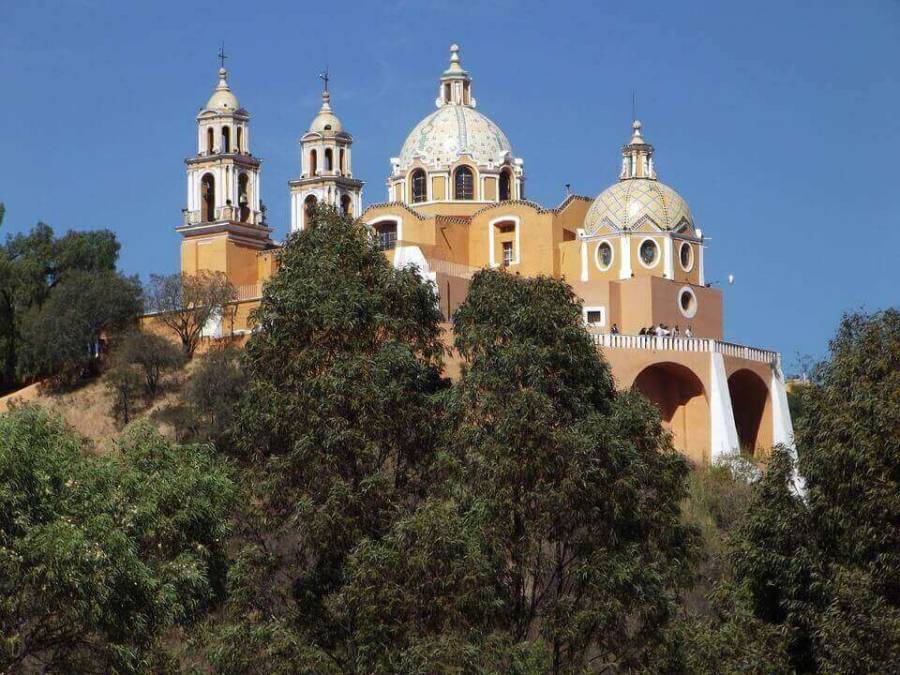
[
  {"x1": 145, "y1": 271, "x2": 236, "y2": 358},
  {"x1": 117, "y1": 330, "x2": 186, "y2": 398},
  {"x1": 0, "y1": 222, "x2": 136, "y2": 391},
  {"x1": 0, "y1": 407, "x2": 234, "y2": 673}
]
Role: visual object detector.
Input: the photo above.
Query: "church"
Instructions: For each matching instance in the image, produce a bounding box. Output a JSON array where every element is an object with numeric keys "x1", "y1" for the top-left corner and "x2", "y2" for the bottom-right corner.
[{"x1": 174, "y1": 45, "x2": 794, "y2": 465}]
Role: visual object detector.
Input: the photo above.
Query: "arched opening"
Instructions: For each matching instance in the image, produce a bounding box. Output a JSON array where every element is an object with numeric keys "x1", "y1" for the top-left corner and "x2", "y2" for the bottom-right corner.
[
  {"x1": 236, "y1": 127, "x2": 243, "y2": 153},
  {"x1": 340, "y1": 194, "x2": 352, "y2": 216},
  {"x1": 304, "y1": 195, "x2": 318, "y2": 227},
  {"x1": 339, "y1": 148, "x2": 346, "y2": 175},
  {"x1": 411, "y1": 169, "x2": 427, "y2": 203},
  {"x1": 443, "y1": 82, "x2": 451, "y2": 102},
  {"x1": 454, "y1": 166, "x2": 474, "y2": 200},
  {"x1": 238, "y1": 173, "x2": 250, "y2": 222},
  {"x1": 221, "y1": 126, "x2": 231, "y2": 153},
  {"x1": 324, "y1": 148, "x2": 334, "y2": 172},
  {"x1": 206, "y1": 127, "x2": 214, "y2": 154},
  {"x1": 309, "y1": 149, "x2": 318, "y2": 176},
  {"x1": 499, "y1": 169, "x2": 512, "y2": 201},
  {"x1": 633, "y1": 362, "x2": 708, "y2": 462},
  {"x1": 728, "y1": 369, "x2": 770, "y2": 457},
  {"x1": 372, "y1": 221, "x2": 398, "y2": 250},
  {"x1": 201, "y1": 173, "x2": 216, "y2": 222}
]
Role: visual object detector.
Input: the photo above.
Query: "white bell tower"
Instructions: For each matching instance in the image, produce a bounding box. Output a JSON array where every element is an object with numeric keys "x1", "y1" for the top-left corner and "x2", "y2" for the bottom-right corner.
[{"x1": 289, "y1": 73, "x2": 364, "y2": 232}]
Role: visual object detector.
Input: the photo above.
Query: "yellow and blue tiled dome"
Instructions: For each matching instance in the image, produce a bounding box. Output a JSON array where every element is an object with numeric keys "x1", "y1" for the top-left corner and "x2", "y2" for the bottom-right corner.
[
  {"x1": 584, "y1": 120, "x2": 693, "y2": 235},
  {"x1": 584, "y1": 178, "x2": 693, "y2": 234}
]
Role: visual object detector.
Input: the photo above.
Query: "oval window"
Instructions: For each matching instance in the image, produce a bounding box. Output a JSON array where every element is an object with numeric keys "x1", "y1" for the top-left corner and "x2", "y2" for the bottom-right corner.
[
  {"x1": 596, "y1": 241, "x2": 613, "y2": 270},
  {"x1": 639, "y1": 239, "x2": 658, "y2": 266},
  {"x1": 679, "y1": 242, "x2": 693, "y2": 271},
  {"x1": 678, "y1": 287, "x2": 698, "y2": 318}
]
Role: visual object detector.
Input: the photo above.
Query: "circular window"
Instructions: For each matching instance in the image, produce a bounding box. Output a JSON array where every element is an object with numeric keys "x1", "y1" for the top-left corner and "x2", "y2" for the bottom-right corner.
[
  {"x1": 639, "y1": 239, "x2": 658, "y2": 267},
  {"x1": 679, "y1": 242, "x2": 694, "y2": 271},
  {"x1": 678, "y1": 286, "x2": 698, "y2": 318},
  {"x1": 595, "y1": 241, "x2": 614, "y2": 271}
]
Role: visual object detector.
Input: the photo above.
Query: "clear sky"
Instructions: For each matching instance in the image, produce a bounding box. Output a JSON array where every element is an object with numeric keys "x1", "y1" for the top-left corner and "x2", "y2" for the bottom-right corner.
[{"x1": 1, "y1": 1, "x2": 897, "y2": 368}]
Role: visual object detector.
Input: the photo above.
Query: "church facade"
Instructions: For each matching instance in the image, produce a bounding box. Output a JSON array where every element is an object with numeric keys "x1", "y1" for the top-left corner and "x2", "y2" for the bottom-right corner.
[{"x1": 174, "y1": 46, "x2": 794, "y2": 465}]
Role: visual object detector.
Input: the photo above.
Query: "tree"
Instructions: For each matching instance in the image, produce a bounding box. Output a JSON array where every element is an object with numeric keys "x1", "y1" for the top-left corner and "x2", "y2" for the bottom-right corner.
[
  {"x1": 156, "y1": 345, "x2": 245, "y2": 445},
  {"x1": 0, "y1": 406, "x2": 234, "y2": 673},
  {"x1": 105, "y1": 357, "x2": 143, "y2": 424},
  {"x1": 145, "y1": 271, "x2": 236, "y2": 358},
  {"x1": 726, "y1": 309, "x2": 900, "y2": 672},
  {"x1": 0, "y1": 221, "x2": 129, "y2": 391},
  {"x1": 209, "y1": 206, "x2": 447, "y2": 670},
  {"x1": 438, "y1": 270, "x2": 699, "y2": 672},
  {"x1": 117, "y1": 330, "x2": 186, "y2": 398},
  {"x1": 17, "y1": 268, "x2": 142, "y2": 386}
]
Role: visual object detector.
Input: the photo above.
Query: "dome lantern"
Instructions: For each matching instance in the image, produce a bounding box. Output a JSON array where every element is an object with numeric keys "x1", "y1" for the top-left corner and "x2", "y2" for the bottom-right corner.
[
  {"x1": 620, "y1": 119, "x2": 656, "y2": 180},
  {"x1": 437, "y1": 43, "x2": 475, "y2": 108}
]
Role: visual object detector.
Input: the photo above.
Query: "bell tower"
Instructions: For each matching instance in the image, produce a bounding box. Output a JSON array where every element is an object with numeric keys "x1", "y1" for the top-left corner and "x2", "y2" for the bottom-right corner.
[
  {"x1": 177, "y1": 53, "x2": 274, "y2": 287},
  {"x1": 289, "y1": 73, "x2": 364, "y2": 232}
]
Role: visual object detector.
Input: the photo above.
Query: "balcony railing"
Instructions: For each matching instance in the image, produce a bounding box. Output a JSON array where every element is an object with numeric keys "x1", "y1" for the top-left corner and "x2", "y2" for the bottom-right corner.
[
  {"x1": 182, "y1": 207, "x2": 263, "y2": 227},
  {"x1": 234, "y1": 283, "x2": 263, "y2": 302},
  {"x1": 591, "y1": 333, "x2": 779, "y2": 366}
]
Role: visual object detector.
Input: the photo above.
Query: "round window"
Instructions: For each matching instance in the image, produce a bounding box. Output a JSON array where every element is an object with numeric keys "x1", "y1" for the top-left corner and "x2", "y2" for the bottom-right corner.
[
  {"x1": 639, "y1": 239, "x2": 658, "y2": 266},
  {"x1": 679, "y1": 242, "x2": 693, "y2": 271},
  {"x1": 678, "y1": 287, "x2": 698, "y2": 318},
  {"x1": 596, "y1": 241, "x2": 613, "y2": 270}
]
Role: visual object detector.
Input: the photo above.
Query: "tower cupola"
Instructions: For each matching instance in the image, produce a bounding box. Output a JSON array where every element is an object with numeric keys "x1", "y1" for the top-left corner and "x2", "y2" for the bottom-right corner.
[
  {"x1": 289, "y1": 75, "x2": 364, "y2": 232},
  {"x1": 437, "y1": 43, "x2": 475, "y2": 107},
  {"x1": 620, "y1": 120, "x2": 656, "y2": 180}
]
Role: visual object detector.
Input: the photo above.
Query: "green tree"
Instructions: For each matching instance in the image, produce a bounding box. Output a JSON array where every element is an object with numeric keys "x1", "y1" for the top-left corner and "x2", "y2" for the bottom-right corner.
[
  {"x1": 211, "y1": 207, "x2": 447, "y2": 670},
  {"x1": 727, "y1": 309, "x2": 900, "y2": 672},
  {"x1": 0, "y1": 406, "x2": 234, "y2": 673},
  {"x1": 105, "y1": 356, "x2": 144, "y2": 424},
  {"x1": 0, "y1": 220, "x2": 131, "y2": 390},
  {"x1": 17, "y1": 268, "x2": 142, "y2": 386},
  {"x1": 145, "y1": 271, "x2": 237, "y2": 358},
  {"x1": 117, "y1": 330, "x2": 186, "y2": 398},
  {"x1": 438, "y1": 270, "x2": 698, "y2": 672}
]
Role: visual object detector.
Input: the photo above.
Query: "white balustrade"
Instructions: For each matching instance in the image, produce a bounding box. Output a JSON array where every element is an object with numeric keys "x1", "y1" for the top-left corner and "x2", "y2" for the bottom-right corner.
[{"x1": 591, "y1": 332, "x2": 778, "y2": 365}]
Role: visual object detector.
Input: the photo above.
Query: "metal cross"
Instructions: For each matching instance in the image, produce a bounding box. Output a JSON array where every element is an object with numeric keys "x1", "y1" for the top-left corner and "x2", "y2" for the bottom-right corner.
[
  {"x1": 218, "y1": 44, "x2": 228, "y2": 70},
  {"x1": 319, "y1": 67, "x2": 330, "y2": 92}
]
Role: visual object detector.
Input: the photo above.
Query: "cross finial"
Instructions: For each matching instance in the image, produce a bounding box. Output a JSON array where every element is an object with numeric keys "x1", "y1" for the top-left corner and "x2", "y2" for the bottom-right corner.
[
  {"x1": 218, "y1": 43, "x2": 228, "y2": 70},
  {"x1": 319, "y1": 67, "x2": 330, "y2": 93}
]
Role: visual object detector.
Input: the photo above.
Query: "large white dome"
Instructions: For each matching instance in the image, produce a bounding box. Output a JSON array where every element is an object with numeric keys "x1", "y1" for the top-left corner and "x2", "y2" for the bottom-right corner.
[
  {"x1": 584, "y1": 178, "x2": 693, "y2": 235},
  {"x1": 397, "y1": 104, "x2": 513, "y2": 171}
]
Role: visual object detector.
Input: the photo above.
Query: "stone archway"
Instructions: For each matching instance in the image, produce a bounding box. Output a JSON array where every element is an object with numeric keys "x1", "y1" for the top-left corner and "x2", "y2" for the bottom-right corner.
[
  {"x1": 728, "y1": 369, "x2": 769, "y2": 457},
  {"x1": 633, "y1": 361, "x2": 708, "y2": 462}
]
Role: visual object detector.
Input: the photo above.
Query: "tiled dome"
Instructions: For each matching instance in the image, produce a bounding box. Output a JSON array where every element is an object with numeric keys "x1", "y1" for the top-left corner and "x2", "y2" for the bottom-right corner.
[
  {"x1": 397, "y1": 104, "x2": 512, "y2": 171},
  {"x1": 204, "y1": 68, "x2": 241, "y2": 112},
  {"x1": 584, "y1": 178, "x2": 693, "y2": 234}
]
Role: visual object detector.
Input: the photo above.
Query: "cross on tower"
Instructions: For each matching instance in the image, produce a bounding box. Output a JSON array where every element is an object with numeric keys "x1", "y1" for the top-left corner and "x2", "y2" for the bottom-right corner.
[
  {"x1": 218, "y1": 44, "x2": 228, "y2": 70},
  {"x1": 319, "y1": 67, "x2": 329, "y2": 93}
]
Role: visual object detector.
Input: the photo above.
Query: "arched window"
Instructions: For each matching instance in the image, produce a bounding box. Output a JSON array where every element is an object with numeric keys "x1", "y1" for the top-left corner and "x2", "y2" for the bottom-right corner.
[
  {"x1": 221, "y1": 126, "x2": 231, "y2": 153},
  {"x1": 309, "y1": 149, "x2": 317, "y2": 176},
  {"x1": 238, "y1": 173, "x2": 250, "y2": 222},
  {"x1": 499, "y1": 169, "x2": 512, "y2": 201},
  {"x1": 443, "y1": 82, "x2": 451, "y2": 102},
  {"x1": 339, "y1": 149, "x2": 346, "y2": 175},
  {"x1": 236, "y1": 127, "x2": 243, "y2": 153},
  {"x1": 373, "y1": 221, "x2": 398, "y2": 250},
  {"x1": 304, "y1": 195, "x2": 318, "y2": 227},
  {"x1": 454, "y1": 166, "x2": 474, "y2": 200},
  {"x1": 324, "y1": 148, "x2": 333, "y2": 172},
  {"x1": 201, "y1": 173, "x2": 215, "y2": 222},
  {"x1": 411, "y1": 169, "x2": 427, "y2": 203},
  {"x1": 340, "y1": 194, "x2": 352, "y2": 215},
  {"x1": 206, "y1": 127, "x2": 214, "y2": 154}
]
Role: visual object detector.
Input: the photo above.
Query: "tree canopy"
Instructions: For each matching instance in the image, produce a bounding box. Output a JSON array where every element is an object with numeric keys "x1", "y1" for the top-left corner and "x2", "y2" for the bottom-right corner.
[{"x1": 0, "y1": 406, "x2": 234, "y2": 673}]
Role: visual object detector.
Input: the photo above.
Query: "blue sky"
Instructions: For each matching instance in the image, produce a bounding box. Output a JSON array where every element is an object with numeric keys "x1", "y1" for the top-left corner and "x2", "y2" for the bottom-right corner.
[{"x1": 1, "y1": 1, "x2": 897, "y2": 367}]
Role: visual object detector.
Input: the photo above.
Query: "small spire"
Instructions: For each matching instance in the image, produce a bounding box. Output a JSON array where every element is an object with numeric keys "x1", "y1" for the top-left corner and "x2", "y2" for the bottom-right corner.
[
  {"x1": 630, "y1": 119, "x2": 645, "y2": 145},
  {"x1": 444, "y1": 43, "x2": 467, "y2": 76}
]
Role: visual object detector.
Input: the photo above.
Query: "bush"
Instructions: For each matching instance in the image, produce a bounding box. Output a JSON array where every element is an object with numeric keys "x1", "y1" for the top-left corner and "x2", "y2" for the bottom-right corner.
[
  {"x1": 118, "y1": 331, "x2": 186, "y2": 398},
  {"x1": 105, "y1": 358, "x2": 143, "y2": 424}
]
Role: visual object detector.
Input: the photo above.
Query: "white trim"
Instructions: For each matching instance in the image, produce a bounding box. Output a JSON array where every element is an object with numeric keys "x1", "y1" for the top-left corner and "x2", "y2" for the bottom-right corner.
[
  {"x1": 488, "y1": 215, "x2": 521, "y2": 268},
  {"x1": 710, "y1": 352, "x2": 740, "y2": 460},
  {"x1": 699, "y1": 243, "x2": 706, "y2": 286},
  {"x1": 637, "y1": 236, "x2": 660, "y2": 269},
  {"x1": 619, "y1": 236, "x2": 632, "y2": 279},
  {"x1": 583, "y1": 306, "x2": 606, "y2": 327},
  {"x1": 664, "y1": 236, "x2": 674, "y2": 278},
  {"x1": 580, "y1": 238, "x2": 588, "y2": 282},
  {"x1": 594, "y1": 239, "x2": 614, "y2": 272},
  {"x1": 678, "y1": 285, "x2": 698, "y2": 319},
  {"x1": 679, "y1": 240, "x2": 695, "y2": 272}
]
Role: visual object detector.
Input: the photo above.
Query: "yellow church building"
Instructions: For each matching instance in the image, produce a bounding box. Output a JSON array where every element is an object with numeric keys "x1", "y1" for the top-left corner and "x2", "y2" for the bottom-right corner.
[{"x1": 175, "y1": 45, "x2": 794, "y2": 466}]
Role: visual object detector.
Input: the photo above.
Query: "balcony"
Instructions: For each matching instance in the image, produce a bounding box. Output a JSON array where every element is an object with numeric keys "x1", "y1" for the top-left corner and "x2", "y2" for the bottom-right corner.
[
  {"x1": 182, "y1": 206, "x2": 264, "y2": 227},
  {"x1": 591, "y1": 333, "x2": 779, "y2": 366}
]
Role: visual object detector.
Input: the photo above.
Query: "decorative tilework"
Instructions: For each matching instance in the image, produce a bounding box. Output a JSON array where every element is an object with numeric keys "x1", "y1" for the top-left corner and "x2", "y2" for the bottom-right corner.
[
  {"x1": 584, "y1": 178, "x2": 693, "y2": 235},
  {"x1": 397, "y1": 104, "x2": 512, "y2": 171}
]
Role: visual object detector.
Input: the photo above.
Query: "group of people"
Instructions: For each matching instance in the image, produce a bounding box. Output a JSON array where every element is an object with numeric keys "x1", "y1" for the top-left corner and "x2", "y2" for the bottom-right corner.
[{"x1": 608, "y1": 323, "x2": 694, "y2": 338}]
